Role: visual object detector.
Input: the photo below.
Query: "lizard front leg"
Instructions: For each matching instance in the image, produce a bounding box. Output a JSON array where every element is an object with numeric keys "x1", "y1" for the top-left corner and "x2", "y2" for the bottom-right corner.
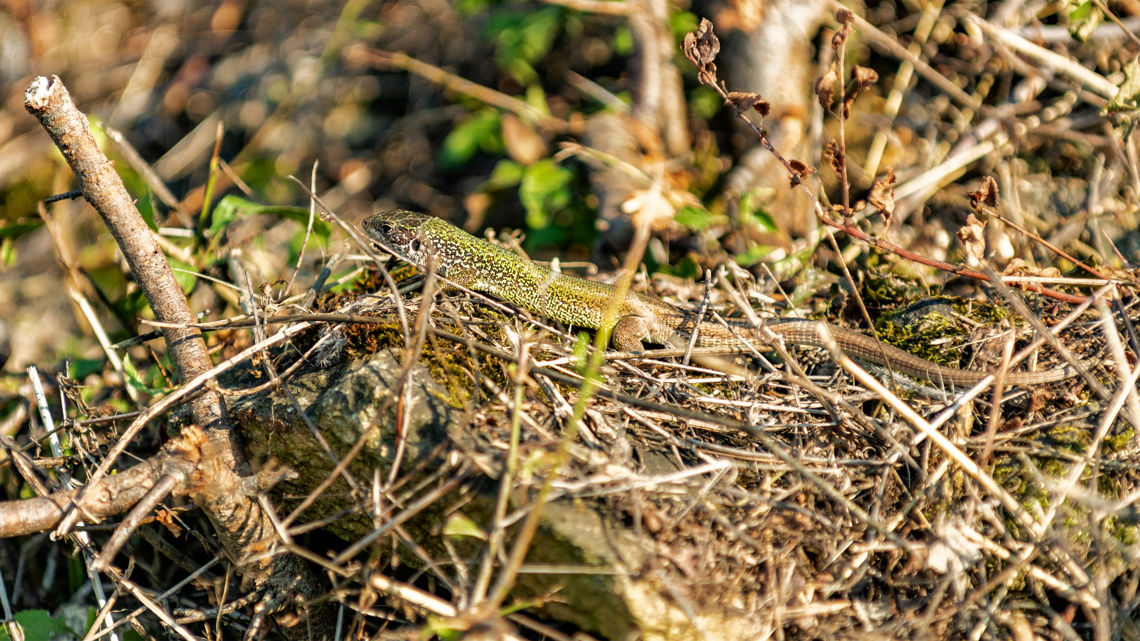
[
  {"x1": 433, "y1": 263, "x2": 480, "y2": 289},
  {"x1": 612, "y1": 315, "x2": 654, "y2": 351}
]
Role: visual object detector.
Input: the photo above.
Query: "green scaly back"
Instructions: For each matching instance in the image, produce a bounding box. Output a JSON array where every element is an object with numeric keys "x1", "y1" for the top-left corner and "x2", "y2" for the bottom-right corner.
[{"x1": 363, "y1": 210, "x2": 638, "y2": 332}]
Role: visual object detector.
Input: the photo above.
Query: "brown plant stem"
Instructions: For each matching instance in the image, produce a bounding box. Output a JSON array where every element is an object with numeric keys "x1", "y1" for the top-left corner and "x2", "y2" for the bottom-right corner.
[
  {"x1": 24, "y1": 76, "x2": 225, "y2": 444},
  {"x1": 23, "y1": 75, "x2": 331, "y2": 639},
  {"x1": 0, "y1": 441, "x2": 159, "y2": 537}
]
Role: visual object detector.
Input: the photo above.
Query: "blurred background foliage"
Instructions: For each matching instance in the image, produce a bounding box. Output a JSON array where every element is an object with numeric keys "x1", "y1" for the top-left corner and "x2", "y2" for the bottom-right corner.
[
  {"x1": 0, "y1": 0, "x2": 1136, "y2": 377},
  {"x1": 0, "y1": 0, "x2": 714, "y2": 373}
]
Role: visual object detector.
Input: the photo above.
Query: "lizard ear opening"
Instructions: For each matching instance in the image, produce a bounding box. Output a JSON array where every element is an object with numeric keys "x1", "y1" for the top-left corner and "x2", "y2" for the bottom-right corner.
[{"x1": 410, "y1": 239, "x2": 421, "y2": 252}]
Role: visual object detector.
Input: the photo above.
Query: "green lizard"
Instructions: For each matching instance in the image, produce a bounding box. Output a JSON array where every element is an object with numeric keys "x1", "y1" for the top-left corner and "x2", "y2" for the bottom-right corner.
[{"x1": 364, "y1": 210, "x2": 1078, "y2": 388}]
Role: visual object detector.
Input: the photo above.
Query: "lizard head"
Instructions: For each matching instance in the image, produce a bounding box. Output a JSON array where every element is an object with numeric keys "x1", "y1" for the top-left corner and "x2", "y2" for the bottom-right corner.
[{"x1": 363, "y1": 210, "x2": 433, "y2": 267}]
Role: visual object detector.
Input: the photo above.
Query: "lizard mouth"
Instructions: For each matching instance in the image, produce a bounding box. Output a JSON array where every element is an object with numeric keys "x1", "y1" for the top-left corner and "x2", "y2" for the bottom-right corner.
[{"x1": 364, "y1": 231, "x2": 399, "y2": 258}]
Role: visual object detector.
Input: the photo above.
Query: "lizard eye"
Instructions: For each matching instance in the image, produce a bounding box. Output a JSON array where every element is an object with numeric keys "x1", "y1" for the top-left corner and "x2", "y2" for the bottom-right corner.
[{"x1": 380, "y1": 223, "x2": 393, "y2": 235}]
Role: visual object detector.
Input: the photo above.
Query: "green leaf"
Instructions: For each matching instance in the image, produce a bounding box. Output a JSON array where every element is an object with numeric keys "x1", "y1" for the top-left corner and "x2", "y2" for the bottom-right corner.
[
  {"x1": 614, "y1": 25, "x2": 634, "y2": 56},
  {"x1": 734, "y1": 243, "x2": 779, "y2": 267},
  {"x1": 524, "y1": 84, "x2": 551, "y2": 116},
  {"x1": 66, "y1": 556, "x2": 85, "y2": 593},
  {"x1": 0, "y1": 221, "x2": 40, "y2": 239},
  {"x1": 665, "y1": 254, "x2": 702, "y2": 280},
  {"x1": 438, "y1": 109, "x2": 503, "y2": 170},
  {"x1": 327, "y1": 268, "x2": 364, "y2": 294},
  {"x1": 739, "y1": 188, "x2": 778, "y2": 232},
  {"x1": 486, "y1": 6, "x2": 564, "y2": 84},
  {"x1": 116, "y1": 289, "x2": 150, "y2": 319},
  {"x1": 288, "y1": 226, "x2": 329, "y2": 262},
  {"x1": 139, "y1": 192, "x2": 157, "y2": 231},
  {"x1": 1, "y1": 237, "x2": 16, "y2": 267},
  {"x1": 689, "y1": 86, "x2": 722, "y2": 120},
  {"x1": 669, "y1": 11, "x2": 700, "y2": 43},
  {"x1": 209, "y1": 195, "x2": 261, "y2": 234},
  {"x1": 168, "y1": 257, "x2": 198, "y2": 296},
  {"x1": 519, "y1": 159, "x2": 573, "y2": 229},
  {"x1": 425, "y1": 617, "x2": 465, "y2": 641},
  {"x1": 68, "y1": 358, "x2": 105, "y2": 380},
  {"x1": 571, "y1": 332, "x2": 591, "y2": 373},
  {"x1": 0, "y1": 610, "x2": 77, "y2": 641},
  {"x1": 521, "y1": 223, "x2": 570, "y2": 249},
  {"x1": 675, "y1": 206, "x2": 716, "y2": 231},
  {"x1": 121, "y1": 356, "x2": 164, "y2": 397},
  {"x1": 486, "y1": 159, "x2": 525, "y2": 189},
  {"x1": 455, "y1": 0, "x2": 491, "y2": 15},
  {"x1": 443, "y1": 513, "x2": 486, "y2": 540},
  {"x1": 787, "y1": 264, "x2": 837, "y2": 307},
  {"x1": 1107, "y1": 59, "x2": 1140, "y2": 113},
  {"x1": 1063, "y1": 0, "x2": 1103, "y2": 41},
  {"x1": 208, "y1": 195, "x2": 324, "y2": 238}
]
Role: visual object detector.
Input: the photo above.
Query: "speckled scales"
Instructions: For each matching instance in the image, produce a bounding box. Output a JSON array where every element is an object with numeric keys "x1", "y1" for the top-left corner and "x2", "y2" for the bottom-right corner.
[
  {"x1": 417, "y1": 217, "x2": 639, "y2": 329},
  {"x1": 364, "y1": 210, "x2": 1078, "y2": 388}
]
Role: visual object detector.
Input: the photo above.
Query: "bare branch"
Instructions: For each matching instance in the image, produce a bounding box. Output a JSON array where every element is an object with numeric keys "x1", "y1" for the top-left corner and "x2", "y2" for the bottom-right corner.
[{"x1": 0, "y1": 449, "x2": 160, "y2": 538}]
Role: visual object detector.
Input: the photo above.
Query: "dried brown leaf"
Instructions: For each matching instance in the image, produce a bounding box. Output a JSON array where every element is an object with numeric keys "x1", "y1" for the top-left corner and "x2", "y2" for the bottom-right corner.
[
  {"x1": 1004, "y1": 257, "x2": 1030, "y2": 274},
  {"x1": 842, "y1": 66, "x2": 878, "y2": 117},
  {"x1": 502, "y1": 113, "x2": 547, "y2": 165},
  {"x1": 956, "y1": 213, "x2": 986, "y2": 267},
  {"x1": 815, "y1": 65, "x2": 840, "y2": 110},
  {"x1": 825, "y1": 139, "x2": 843, "y2": 176},
  {"x1": 726, "y1": 91, "x2": 766, "y2": 117},
  {"x1": 683, "y1": 18, "x2": 720, "y2": 69},
  {"x1": 788, "y1": 159, "x2": 816, "y2": 182},
  {"x1": 969, "y1": 175, "x2": 1000, "y2": 211},
  {"x1": 852, "y1": 65, "x2": 878, "y2": 88},
  {"x1": 868, "y1": 167, "x2": 896, "y2": 228},
  {"x1": 831, "y1": 28, "x2": 847, "y2": 50},
  {"x1": 830, "y1": 9, "x2": 853, "y2": 52},
  {"x1": 155, "y1": 508, "x2": 183, "y2": 537}
]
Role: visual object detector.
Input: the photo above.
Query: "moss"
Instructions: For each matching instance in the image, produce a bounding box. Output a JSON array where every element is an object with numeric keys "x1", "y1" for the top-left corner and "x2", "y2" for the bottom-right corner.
[
  {"x1": 1039, "y1": 423, "x2": 1092, "y2": 457},
  {"x1": 315, "y1": 266, "x2": 505, "y2": 406},
  {"x1": 857, "y1": 270, "x2": 928, "y2": 305},
  {"x1": 1113, "y1": 520, "x2": 1139, "y2": 546},
  {"x1": 874, "y1": 301, "x2": 966, "y2": 367},
  {"x1": 951, "y1": 299, "x2": 1009, "y2": 325},
  {"x1": 1103, "y1": 426, "x2": 1135, "y2": 453},
  {"x1": 991, "y1": 459, "x2": 1051, "y2": 517},
  {"x1": 419, "y1": 321, "x2": 510, "y2": 408}
]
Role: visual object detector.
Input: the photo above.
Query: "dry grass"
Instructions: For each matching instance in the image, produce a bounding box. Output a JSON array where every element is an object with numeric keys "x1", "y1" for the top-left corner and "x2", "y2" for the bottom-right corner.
[{"x1": 1, "y1": 0, "x2": 1139, "y2": 639}]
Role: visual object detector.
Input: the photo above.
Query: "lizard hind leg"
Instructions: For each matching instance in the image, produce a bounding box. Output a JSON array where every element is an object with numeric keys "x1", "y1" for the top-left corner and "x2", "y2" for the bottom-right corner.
[{"x1": 611, "y1": 315, "x2": 653, "y2": 352}]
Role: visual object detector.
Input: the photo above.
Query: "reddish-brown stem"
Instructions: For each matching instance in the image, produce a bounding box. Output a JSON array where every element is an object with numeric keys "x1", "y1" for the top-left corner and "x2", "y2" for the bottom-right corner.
[
  {"x1": 818, "y1": 214, "x2": 1089, "y2": 304},
  {"x1": 683, "y1": 25, "x2": 1089, "y2": 306},
  {"x1": 981, "y1": 206, "x2": 1109, "y2": 280}
]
